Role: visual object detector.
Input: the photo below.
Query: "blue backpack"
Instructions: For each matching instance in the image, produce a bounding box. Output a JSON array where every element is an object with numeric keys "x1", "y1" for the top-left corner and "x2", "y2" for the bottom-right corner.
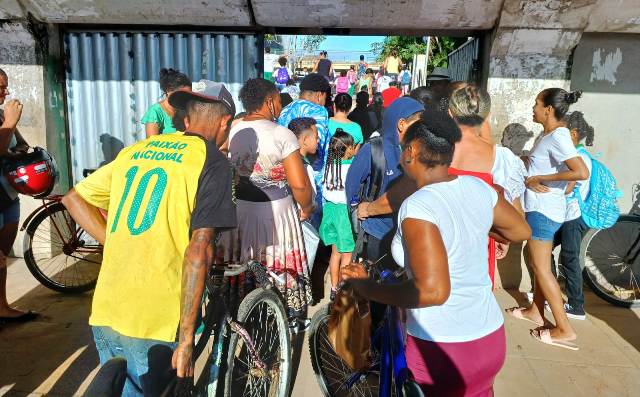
[
  {"x1": 401, "y1": 71, "x2": 411, "y2": 85},
  {"x1": 574, "y1": 148, "x2": 622, "y2": 229},
  {"x1": 275, "y1": 67, "x2": 290, "y2": 84}
]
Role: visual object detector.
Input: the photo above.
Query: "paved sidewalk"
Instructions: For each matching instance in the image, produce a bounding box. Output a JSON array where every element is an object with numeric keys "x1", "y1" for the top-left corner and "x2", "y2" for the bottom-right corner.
[{"x1": 2, "y1": 257, "x2": 640, "y2": 396}]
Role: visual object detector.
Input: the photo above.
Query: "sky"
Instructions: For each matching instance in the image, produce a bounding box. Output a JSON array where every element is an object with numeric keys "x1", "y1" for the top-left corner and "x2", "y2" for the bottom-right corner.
[
  {"x1": 282, "y1": 35, "x2": 386, "y2": 62},
  {"x1": 321, "y1": 35, "x2": 385, "y2": 53}
]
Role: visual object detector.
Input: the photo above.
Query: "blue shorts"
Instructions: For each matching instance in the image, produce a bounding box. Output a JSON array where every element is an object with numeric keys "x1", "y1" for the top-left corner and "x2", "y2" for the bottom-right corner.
[
  {"x1": 0, "y1": 200, "x2": 20, "y2": 229},
  {"x1": 526, "y1": 211, "x2": 562, "y2": 241}
]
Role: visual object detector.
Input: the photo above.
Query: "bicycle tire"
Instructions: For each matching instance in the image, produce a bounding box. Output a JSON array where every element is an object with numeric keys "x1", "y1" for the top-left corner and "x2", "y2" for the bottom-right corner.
[
  {"x1": 193, "y1": 285, "x2": 227, "y2": 395},
  {"x1": 23, "y1": 202, "x2": 101, "y2": 293},
  {"x1": 223, "y1": 286, "x2": 291, "y2": 397},
  {"x1": 580, "y1": 215, "x2": 640, "y2": 308},
  {"x1": 308, "y1": 304, "x2": 380, "y2": 397}
]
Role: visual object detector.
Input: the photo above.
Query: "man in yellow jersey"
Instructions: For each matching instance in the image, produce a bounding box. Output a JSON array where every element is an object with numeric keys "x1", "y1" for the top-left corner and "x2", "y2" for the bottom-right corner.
[{"x1": 62, "y1": 81, "x2": 236, "y2": 396}]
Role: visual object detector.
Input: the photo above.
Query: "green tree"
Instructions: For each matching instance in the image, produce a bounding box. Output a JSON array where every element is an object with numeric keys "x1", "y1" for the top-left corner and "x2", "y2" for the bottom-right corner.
[
  {"x1": 301, "y1": 35, "x2": 326, "y2": 52},
  {"x1": 371, "y1": 36, "x2": 466, "y2": 71}
]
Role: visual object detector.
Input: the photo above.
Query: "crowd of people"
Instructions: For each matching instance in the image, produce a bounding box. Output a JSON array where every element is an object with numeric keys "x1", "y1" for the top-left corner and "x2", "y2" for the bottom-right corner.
[{"x1": 0, "y1": 46, "x2": 599, "y2": 395}]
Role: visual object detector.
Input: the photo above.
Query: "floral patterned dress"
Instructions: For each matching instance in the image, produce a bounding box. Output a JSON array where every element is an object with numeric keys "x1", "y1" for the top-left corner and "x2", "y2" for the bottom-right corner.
[{"x1": 217, "y1": 119, "x2": 313, "y2": 316}]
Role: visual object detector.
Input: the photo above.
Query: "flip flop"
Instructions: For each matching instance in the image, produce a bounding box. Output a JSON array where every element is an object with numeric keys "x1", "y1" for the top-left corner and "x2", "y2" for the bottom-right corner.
[
  {"x1": 505, "y1": 307, "x2": 544, "y2": 327},
  {"x1": 0, "y1": 311, "x2": 38, "y2": 324},
  {"x1": 530, "y1": 329, "x2": 578, "y2": 351}
]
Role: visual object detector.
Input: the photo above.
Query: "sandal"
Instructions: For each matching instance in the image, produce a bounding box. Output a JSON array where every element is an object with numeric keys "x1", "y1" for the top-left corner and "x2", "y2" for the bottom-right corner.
[
  {"x1": 0, "y1": 311, "x2": 38, "y2": 324},
  {"x1": 505, "y1": 307, "x2": 544, "y2": 327},
  {"x1": 530, "y1": 328, "x2": 578, "y2": 351}
]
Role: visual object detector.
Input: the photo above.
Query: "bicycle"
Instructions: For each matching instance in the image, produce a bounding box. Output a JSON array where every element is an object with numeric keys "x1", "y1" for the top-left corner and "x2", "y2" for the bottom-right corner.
[
  {"x1": 307, "y1": 260, "x2": 423, "y2": 397},
  {"x1": 191, "y1": 260, "x2": 292, "y2": 396},
  {"x1": 579, "y1": 217, "x2": 640, "y2": 308},
  {"x1": 578, "y1": 183, "x2": 640, "y2": 308},
  {"x1": 21, "y1": 168, "x2": 102, "y2": 293}
]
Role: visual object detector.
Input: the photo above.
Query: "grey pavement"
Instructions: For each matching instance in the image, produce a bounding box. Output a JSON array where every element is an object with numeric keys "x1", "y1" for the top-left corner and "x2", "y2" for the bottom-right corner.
[{"x1": 2, "y1": 257, "x2": 640, "y2": 396}]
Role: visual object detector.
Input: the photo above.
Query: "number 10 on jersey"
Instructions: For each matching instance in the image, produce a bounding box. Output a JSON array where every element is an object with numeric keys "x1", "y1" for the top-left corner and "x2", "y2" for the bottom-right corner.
[{"x1": 111, "y1": 166, "x2": 168, "y2": 235}]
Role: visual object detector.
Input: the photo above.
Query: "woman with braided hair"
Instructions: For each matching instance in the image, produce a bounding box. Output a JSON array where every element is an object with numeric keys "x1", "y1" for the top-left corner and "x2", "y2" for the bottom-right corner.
[{"x1": 319, "y1": 130, "x2": 357, "y2": 300}]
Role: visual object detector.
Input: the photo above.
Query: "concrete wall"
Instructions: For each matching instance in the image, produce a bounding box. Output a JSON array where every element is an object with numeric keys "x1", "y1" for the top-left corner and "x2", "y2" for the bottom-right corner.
[
  {"x1": 0, "y1": 22, "x2": 48, "y2": 256},
  {"x1": 570, "y1": 33, "x2": 640, "y2": 214},
  {"x1": 487, "y1": 3, "x2": 640, "y2": 291}
]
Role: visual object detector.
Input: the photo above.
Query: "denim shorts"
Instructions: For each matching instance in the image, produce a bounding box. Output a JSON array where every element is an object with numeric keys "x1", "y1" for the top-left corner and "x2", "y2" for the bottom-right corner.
[
  {"x1": 526, "y1": 211, "x2": 562, "y2": 241},
  {"x1": 0, "y1": 200, "x2": 20, "y2": 229}
]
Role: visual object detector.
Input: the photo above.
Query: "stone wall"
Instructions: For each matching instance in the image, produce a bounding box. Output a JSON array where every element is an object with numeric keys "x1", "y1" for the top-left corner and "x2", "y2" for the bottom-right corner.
[{"x1": 0, "y1": 22, "x2": 48, "y2": 256}]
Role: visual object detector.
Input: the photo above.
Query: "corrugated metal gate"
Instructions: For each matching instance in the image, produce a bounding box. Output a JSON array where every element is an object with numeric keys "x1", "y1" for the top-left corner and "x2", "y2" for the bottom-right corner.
[
  {"x1": 64, "y1": 31, "x2": 259, "y2": 182},
  {"x1": 447, "y1": 37, "x2": 480, "y2": 83}
]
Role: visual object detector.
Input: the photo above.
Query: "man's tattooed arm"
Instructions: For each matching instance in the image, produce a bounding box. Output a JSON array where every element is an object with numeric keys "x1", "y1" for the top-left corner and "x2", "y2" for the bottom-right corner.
[{"x1": 173, "y1": 228, "x2": 214, "y2": 377}]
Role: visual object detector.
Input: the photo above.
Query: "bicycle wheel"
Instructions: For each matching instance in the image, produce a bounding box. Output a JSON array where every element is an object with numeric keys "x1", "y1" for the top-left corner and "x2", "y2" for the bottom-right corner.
[
  {"x1": 308, "y1": 305, "x2": 380, "y2": 397},
  {"x1": 580, "y1": 215, "x2": 640, "y2": 308},
  {"x1": 224, "y1": 287, "x2": 291, "y2": 396},
  {"x1": 23, "y1": 202, "x2": 101, "y2": 293}
]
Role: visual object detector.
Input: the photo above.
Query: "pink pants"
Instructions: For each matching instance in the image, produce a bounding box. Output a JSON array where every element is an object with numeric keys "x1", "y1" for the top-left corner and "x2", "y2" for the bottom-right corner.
[{"x1": 405, "y1": 326, "x2": 506, "y2": 397}]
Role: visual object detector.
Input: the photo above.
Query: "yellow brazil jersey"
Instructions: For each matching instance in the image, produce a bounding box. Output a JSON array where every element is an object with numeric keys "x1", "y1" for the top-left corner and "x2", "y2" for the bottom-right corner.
[{"x1": 75, "y1": 132, "x2": 236, "y2": 342}]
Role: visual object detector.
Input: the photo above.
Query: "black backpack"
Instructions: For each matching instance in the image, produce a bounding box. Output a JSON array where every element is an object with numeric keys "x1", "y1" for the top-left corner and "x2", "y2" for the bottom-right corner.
[{"x1": 351, "y1": 136, "x2": 386, "y2": 257}]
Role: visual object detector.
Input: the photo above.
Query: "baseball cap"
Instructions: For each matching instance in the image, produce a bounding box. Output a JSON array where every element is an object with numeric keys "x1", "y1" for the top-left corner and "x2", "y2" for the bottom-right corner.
[
  {"x1": 300, "y1": 73, "x2": 331, "y2": 93},
  {"x1": 169, "y1": 80, "x2": 236, "y2": 116}
]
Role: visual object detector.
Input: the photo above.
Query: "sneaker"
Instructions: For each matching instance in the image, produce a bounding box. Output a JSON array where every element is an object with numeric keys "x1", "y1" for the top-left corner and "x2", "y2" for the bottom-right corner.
[
  {"x1": 330, "y1": 288, "x2": 337, "y2": 301},
  {"x1": 526, "y1": 292, "x2": 551, "y2": 312},
  {"x1": 564, "y1": 303, "x2": 586, "y2": 320}
]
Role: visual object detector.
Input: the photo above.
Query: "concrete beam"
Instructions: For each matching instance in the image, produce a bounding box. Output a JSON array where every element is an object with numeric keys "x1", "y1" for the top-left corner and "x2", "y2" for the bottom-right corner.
[
  {"x1": 19, "y1": 0, "x2": 253, "y2": 26},
  {"x1": 252, "y1": 0, "x2": 503, "y2": 30},
  {"x1": 499, "y1": 0, "x2": 640, "y2": 33},
  {"x1": 0, "y1": 0, "x2": 26, "y2": 20}
]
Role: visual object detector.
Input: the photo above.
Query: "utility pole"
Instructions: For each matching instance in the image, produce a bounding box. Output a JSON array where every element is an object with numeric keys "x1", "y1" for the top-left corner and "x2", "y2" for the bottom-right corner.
[{"x1": 424, "y1": 36, "x2": 431, "y2": 86}]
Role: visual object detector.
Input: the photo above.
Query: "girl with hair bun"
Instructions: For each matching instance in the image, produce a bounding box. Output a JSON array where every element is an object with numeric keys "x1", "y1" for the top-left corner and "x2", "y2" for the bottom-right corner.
[
  {"x1": 341, "y1": 110, "x2": 530, "y2": 396},
  {"x1": 506, "y1": 88, "x2": 589, "y2": 351},
  {"x1": 142, "y1": 68, "x2": 191, "y2": 137}
]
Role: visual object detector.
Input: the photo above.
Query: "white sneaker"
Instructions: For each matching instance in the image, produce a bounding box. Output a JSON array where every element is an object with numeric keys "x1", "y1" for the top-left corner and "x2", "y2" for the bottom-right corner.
[{"x1": 525, "y1": 292, "x2": 551, "y2": 312}]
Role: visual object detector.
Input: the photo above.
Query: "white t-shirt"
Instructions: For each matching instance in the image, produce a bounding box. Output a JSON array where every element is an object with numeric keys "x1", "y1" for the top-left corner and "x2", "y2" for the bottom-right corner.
[
  {"x1": 391, "y1": 176, "x2": 503, "y2": 343},
  {"x1": 377, "y1": 75, "x2": 392, "y2": 92},
  {"x1": 523, "y1": 127, "x2": 579, "y2": 223},
  {"x1": 565, "y1": 148, "x2": 592, "y2": 221},
  {"x1": 492, "y1": 146, "x2": 527, "y2": 203},
  {"x1": 322, "y1": 161, "x2": 351, "y2": 204},
  {"x1": 305, "y1": 163, "x2": 317, "y2": 197}
]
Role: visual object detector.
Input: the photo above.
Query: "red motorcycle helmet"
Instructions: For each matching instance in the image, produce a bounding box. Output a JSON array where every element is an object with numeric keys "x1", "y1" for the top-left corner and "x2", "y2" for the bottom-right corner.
[{"x1": 3, "y1": 147, "x2": 58, "y2": 198}]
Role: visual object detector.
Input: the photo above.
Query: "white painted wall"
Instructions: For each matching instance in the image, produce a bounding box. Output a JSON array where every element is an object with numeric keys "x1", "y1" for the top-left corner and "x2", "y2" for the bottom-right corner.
[{"x1": 0, "y1": 22, "x2": 48, "y2": 257}]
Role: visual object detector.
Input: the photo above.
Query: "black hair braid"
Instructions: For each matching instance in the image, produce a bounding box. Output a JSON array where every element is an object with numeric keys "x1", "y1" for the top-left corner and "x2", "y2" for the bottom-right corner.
[
  {"x1": 323, "y1": 130, "x2": 353, "y2": 190},
  {"x1": 585, "y1": 125, "x2": 595, "y2": 146}
]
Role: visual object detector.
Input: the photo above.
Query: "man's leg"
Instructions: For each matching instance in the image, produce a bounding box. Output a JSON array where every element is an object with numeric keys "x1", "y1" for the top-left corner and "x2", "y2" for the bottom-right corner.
[
  {"x1": 121, "y1": 334, "x2": 177, "y2": 396},
  {"x1": 93, "y1": 326, "x2": 145, "y2": 397},
  {"x1": 559, "y1": 217, "x2": 587, "y2": 315}
]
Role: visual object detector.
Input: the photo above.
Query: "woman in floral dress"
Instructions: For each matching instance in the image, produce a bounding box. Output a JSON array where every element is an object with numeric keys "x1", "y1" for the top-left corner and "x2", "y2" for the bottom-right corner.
[{"x1": 219, "y1": 78, "x2": 316, "y2": 318}]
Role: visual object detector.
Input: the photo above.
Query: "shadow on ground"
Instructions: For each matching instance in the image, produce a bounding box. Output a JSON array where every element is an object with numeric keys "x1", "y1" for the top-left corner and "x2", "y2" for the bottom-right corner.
[{"x1": 0, "y1": 271, "x2": 97, "y2": 397}]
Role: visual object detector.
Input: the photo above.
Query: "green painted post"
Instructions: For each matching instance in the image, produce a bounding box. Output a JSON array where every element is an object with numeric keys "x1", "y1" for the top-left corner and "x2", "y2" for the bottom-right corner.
[{"x1": 43, "y1": 53, "x2": 71, "y2": 193}]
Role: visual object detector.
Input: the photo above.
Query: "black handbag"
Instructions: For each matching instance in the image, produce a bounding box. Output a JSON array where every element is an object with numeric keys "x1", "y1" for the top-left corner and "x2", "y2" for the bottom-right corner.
[{"x1": 351, "y1": 136, "x2": 386, "y2": 258}]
